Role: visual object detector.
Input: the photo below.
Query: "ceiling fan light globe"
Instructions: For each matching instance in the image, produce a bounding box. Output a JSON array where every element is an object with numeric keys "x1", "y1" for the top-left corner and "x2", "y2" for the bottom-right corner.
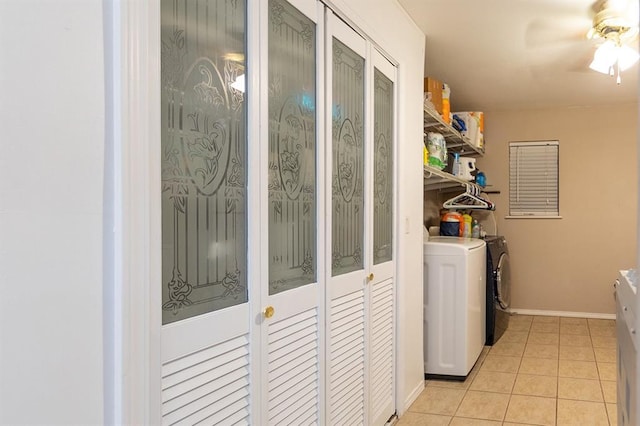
[
  {"x1": 617, "y1": 44, "x2": 639, "y2": 70},
  {"x1": 590, "y1": 40, "x2": 618, "y2": 73},
  {"x1": 589, "y1": 57, "x2": 614, "y2": 73}
]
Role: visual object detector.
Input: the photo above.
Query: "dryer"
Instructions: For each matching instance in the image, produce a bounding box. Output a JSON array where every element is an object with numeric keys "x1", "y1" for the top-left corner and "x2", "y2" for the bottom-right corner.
[{"x1": 485, "y1": 236, "x2": 511, "y2": 345}]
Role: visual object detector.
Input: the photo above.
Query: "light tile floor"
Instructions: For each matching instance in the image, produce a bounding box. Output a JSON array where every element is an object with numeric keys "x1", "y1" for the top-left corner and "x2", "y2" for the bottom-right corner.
[{"x1": 399, "y1": 315, "x2": 617, "y2": 425}]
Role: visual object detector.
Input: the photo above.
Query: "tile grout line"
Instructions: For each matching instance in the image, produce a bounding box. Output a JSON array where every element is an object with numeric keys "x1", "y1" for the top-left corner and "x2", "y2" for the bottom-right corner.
[{"x1": 410, "y1": 316, "x2": 616, "y2": 426}]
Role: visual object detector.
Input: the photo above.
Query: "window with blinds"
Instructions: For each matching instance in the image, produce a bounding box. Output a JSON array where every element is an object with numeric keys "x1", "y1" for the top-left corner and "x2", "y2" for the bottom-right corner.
[{"x1": 509, "y1": 141, "x2": 559, "y2": 217}]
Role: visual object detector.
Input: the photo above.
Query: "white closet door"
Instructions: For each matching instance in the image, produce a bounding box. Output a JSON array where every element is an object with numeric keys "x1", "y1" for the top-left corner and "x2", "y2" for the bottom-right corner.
[
  {"x1": 368, "y1": 49, "x2": 396, "y2": 426},
  {"x1": 324, "y1": 13, "x2": 369, "y2": 426},
  {"x1": 159, "y1": 1, "x2": 253, "y2": 424},
  {"x1": 260, "y1": 0, "x2": 325, "y2": 424}
]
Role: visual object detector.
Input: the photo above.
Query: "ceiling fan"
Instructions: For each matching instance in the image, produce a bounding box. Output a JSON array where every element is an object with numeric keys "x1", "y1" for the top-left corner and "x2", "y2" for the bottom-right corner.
[{"x1": 586, "y1": 0, "x2": 639, "y2": 83}]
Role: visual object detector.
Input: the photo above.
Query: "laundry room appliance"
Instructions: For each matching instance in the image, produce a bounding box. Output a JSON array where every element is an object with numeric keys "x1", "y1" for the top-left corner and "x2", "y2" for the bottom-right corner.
[
  {"x1": 423, "y1": 237, "x2": 486, "y2": 379},
  {"x1": 615, "y1": 269, "x2": 637, "y2": 426},
  {"x1": 485, "y1": 236, "x2": 510, "y2": 345}
]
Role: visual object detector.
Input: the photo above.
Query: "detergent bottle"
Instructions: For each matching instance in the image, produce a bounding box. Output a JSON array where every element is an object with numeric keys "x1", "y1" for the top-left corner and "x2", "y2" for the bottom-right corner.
[
  {"x1": 442, "y1": 83, "x2": 451, "y2": 124},
  {"x1": 440, "y1": 211, "x2": 463, "y2": 236},
  {"x1": 462, "y1": 214, "x2": 473, "y2": 238}
]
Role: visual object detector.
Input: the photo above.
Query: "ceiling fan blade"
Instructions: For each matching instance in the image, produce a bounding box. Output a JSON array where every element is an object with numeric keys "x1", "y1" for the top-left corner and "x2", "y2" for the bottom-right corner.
[
  {"x1": 525, "y1": 15, "x2": 594, "y2": 49},
  {"x1": 528, "y1": 40, "x2": 597, "y2": 75}
]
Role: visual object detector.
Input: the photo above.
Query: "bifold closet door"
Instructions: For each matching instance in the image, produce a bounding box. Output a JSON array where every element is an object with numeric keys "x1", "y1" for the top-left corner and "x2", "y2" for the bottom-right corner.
[
  {"x1": 261, "y1": 0, "x2": 326, "y2": 424},
  {"x1": 368, "y1": 49, "x2": 396, "y2": 426},
  {"x1": 159, "y1": 0, "x2": 253, "y2": 424},
  {"x1": 325, "y1": 13, "x2": 398, "y2": 426},
  {"x1": 158, "y1": 1, "x2": 394, "y2": 424},
  {"x1": 324, "y1": 12, "x2": 369, "y2": 426}
]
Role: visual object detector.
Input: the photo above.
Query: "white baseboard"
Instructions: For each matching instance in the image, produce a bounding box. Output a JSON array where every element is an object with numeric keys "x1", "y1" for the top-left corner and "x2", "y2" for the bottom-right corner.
[
  {"x1": 399, "y1": 379, "x2": 425, "y2": 417},
  {"x1": 509, "y1": 308, "x2": 615, "y2": 320}
]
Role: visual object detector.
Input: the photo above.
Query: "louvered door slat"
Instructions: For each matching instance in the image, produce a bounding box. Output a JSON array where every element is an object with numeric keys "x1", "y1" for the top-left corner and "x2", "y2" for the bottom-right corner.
[
  {"x1": 332, "y1": 375, "x2": 363, "y2": 412},
  {"x1": 269, "y1": 344, "x2": 319, "y2": 374},
  {"x1": 267, "y1": 307, "x2": 319, "y2": 425},
  {"x1": 331, "y1": 315, "x2": 365, "y2": 339},
  {"x1": 268, "y1": 347, "x2": 316, "y2": 379},
  {"x1": 270, "y1": 386, "x2": 318, "y2": 425},
  {"x1": 163, "y1": 368, "x2": 249, "y2": 416},
  {"x1": 330, "y1": 354, "x2": 364, "y2": 383},
  {"x1": 370, "y1": 279, "x2": 394, "y2": 424},
  {"x1": 162, "y1": 335, "x2": 250, "y2": 377},
  {"x1": 268, "y1": 317, "x2": 317, "y2": 345},
  {"x1": 269, "y1": 353, "x2": 317, "y2": 390},
  {"x1": 331, "y1": 336, "x2": 364, "y2": 365},
  {"x1": 269, "y1": 370, "x2": 318, "y2": 410},
  {"x1": 332, "y1": 390, "x2": 364, "y2": 426},
  {"x1": 161, "y1": 334, "x2": 250, "y2": 426},
  {"x1": 173, "y1": 395, "x2": 249, "y2": 426},
  {"x1": 295, "y1": 410, "x2": 318, "y2": 426},
  {"x1": 331, "y1": 363, "x2": 364, "y2": 392},
  {"x1": 162, "y1": 357, "x2": 248, "y2": 403},
  {"x1": 372, "y1": 381, "x2": 393, "y2": 415},
  {"x1": 276, "y1": 390, "x2": 318, "y2": 426},
  {"x1": 331, "y1": 330, "x2": 364, "y2": 359},
  {"x1": 268, "y1": 309, "x2": 316, "y2": 335},
  {"x1": 332, "y1": 302, "x2": 364, "y2": 322},
  {"x1": 194, "y1": 409, "x2": 250, "y2": 426},
  {"x1": 268, "y1": 331, "x2": 318, "y2": 364},
  {"x1": 162, "y1": 346, "x2": 248, "y2": 391},
  {"x1": 328, "y1": 290, "x2": 365, "y2": 425},
  {"x1": 332, "y1": 290, "x2": 363, "y2": 308}
]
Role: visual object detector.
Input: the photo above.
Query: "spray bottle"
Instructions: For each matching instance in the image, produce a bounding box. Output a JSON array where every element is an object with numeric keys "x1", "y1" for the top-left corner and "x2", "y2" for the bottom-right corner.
[{"x1": 452, "y1": 152, "x2": 461, "y2": 178}]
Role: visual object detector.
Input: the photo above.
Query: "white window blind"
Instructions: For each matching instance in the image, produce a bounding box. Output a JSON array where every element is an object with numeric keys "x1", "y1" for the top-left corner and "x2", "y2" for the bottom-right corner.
[{"x1": 509, "y1": 141, "x2": 559, "y2": 217}]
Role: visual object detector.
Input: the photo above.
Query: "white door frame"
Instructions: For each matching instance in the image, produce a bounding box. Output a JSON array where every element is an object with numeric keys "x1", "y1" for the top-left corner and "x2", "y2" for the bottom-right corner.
[{"x1": 103, "y1": 0, "x2": 162, "y2": 424}]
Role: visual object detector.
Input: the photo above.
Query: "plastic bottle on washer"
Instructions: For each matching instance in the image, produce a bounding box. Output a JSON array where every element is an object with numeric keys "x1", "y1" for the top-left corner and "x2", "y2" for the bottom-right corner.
[
  {"x1": 462, "y1": 214, "x2": 473, "y2": 238},
  {"x1": 471, "y1": 219, "x2": 480, "y2": 239}
]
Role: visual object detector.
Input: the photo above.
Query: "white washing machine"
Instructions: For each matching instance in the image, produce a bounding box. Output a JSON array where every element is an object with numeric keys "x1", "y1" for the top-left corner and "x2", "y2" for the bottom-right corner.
[{"x1": 423, "y1": 236, "x2": 486, "y2": 379}]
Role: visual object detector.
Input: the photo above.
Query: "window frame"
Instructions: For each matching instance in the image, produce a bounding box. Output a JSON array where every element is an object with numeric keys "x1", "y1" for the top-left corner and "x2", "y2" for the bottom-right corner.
[{"x1": 507, "y1": 140, "x2": 561, "y2": 219}]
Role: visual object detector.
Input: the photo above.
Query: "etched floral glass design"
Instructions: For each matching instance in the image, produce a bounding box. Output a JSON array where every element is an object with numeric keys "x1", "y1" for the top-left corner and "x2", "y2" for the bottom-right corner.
[
  {"x1": 161, "y1": 0, "x2": 247, "y2": 324},
  {"x1": 268, "y1": 0, "x2": 317, "y2": 295},
  {"x1": 331, "y1": 38, "x2": 364, "y2": 277},
  {"x1": 373, "y1": 69, "x2": 393, "y2": 265}
]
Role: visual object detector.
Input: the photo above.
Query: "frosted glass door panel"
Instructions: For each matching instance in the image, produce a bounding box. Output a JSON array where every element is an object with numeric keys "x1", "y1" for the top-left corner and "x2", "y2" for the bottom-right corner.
[
  {"x1": 373, "y1": 69, "x2": 393, "y2": 265},
  {"x1": 161, "y1": 0, "x2": 247, "y2": 324},
  {"x1": 331, "y1": 38, "x2": 364, "y2": 277},
  {"x1": 268, "y1": 0, "x2": 317, "y2": 295}
]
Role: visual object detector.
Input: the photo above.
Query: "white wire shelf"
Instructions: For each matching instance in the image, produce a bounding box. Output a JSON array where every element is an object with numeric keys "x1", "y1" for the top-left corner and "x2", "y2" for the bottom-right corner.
[
  {"x1": 423, "y1": 165, "x2": 481, "y2": 191},
  {"x1": 423, "y1": 107, "x2": 484, "y2": 156}
]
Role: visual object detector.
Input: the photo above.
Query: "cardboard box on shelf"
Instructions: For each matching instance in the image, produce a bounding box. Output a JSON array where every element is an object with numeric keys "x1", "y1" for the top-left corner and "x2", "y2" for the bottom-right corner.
[{"x1": 423, "y1": 77, "x2": 443, "y2": 115}]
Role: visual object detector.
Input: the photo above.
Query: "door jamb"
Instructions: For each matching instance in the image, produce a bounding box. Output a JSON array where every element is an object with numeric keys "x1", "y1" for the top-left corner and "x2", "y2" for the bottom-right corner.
[{"x1": 103, "y1": 0, "x2": 162, "y2": 424}]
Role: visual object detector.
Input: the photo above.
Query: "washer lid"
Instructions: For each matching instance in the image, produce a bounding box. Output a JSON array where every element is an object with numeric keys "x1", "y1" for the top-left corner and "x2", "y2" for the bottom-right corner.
[{"x1": 424, "y1": 236, "x2": 486, "y2": 255}]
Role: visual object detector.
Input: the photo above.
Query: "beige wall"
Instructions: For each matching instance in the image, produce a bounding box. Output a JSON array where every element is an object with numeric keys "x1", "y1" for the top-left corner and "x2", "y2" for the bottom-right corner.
[{"x1": 477, "y1": 103, "x2": 638, "y2": 315}]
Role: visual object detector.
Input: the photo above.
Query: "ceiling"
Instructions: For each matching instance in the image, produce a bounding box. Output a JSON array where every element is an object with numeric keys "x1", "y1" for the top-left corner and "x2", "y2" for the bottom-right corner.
[{"x1": 397, "y1": 0, "x2": 639, "y2": 111}]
